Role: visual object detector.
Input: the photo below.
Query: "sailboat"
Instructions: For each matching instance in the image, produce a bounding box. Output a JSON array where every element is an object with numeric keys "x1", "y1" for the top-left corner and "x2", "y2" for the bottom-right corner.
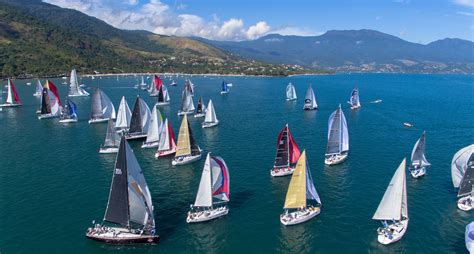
[
  {"x1": 88, "y1": 88, "x2": 116, "y2": 124},
  {"x1": 271, "y1": 124, "x2": 301, "y2": 177},
  {"x1": 303, "y1": 84, "x2": 317, "y2": 110},
  {"x1": 202, "y1": 100, "x2": 219, "y2": 128},
  {"x1": 172, "y1": 114, "x2": 202, "y2": 165},
  {"x1": 187, "y1": 153, "x2": 230, "y2": 223},
  {"x1": 33, "y1": 79, "x2": 43, "y2": 96},
  {"x1": 286, "y1": 82, "x2": 297, "y2": 101},
  {"x1": 372, "y1": 158, "x2": 409, "y2": 245},
  {"x1": 466, "y1": 222, "x2": 474, "y2": 253},
  {"x1": 38, "y1": 80, "x2": 61, "y2": 119},
  {"x1": 126, "y1": 95, "x2": 151, "y2": 140},
  {"x1": 59, "y1": 98, "x2": 78, "y2": 123},
  {"x1": 324, "y1": 104, "x2": 349, "y2": 165},
  {"x1": 149, "y1": 75, "x2": 162, "y2": 97},
  {"x1": 409, "y1": 131, "x2": 431, "y2": 178},
  {"x1": 194, "y1": 97, "x2": 206, "y2": 118},
  {"x1": 114, "y1": 96, "x2": 131, "y2": 132},
  {"x1": 221, "y1": 80, "x2": 230, "y2": 94},
  {"x1": 452, "y1": 145, "x2": 474, "y2": 211},
  {"x1": 177, "y1": 86, "x2": 195, "y2": 116},
  {"x1": 86, "y1": 136, "x2": 159, "y2": 243},
  {"x1": 280, "y1": 150, "x2": 321, "y2": 225},
  {"x1": 0, "y1": 79, "x2": 22, "y2": 107},
  {"x1": 99, "y1": 119, "x2": 121, "y2": 153},
  {"x1": 68, "y1": 69, "x2": 90, "y2": 97},
  {"x1": 348, "y1": 87, "x2": 361, "y2": 109},
  {"x1": 154, "y1": 118, "x2": 177, "y2": 158},
  {"x1": 140, "y1": 76, "x2": 147, "y2": 90},
  {"x1": 170, "y1": 80, "x2": 177, "y2": 86},
  {"x1": 185, "y1": 79, "x2": 194, "y2": 96},
  {"x1": 156, "y1": 84, "x2": 170, "y2": 106},
  {"x1": 141, "y1": 106, "x2": 163, "y2": 148}
]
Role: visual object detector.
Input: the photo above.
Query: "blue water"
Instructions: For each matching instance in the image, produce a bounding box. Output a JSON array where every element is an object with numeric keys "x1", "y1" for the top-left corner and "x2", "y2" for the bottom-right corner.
[{"x1": 0, "y1": 74, "x2": 473, "y2": 253}]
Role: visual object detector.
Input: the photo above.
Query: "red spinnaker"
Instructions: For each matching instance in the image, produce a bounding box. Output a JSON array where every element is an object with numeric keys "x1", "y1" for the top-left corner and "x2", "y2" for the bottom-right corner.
[
  {"x1": 288, "y1": 128, "x2": 301, "y2": 164},
  {"x1": 154, "y1": 75, "x2": 162, "y2": 91}
]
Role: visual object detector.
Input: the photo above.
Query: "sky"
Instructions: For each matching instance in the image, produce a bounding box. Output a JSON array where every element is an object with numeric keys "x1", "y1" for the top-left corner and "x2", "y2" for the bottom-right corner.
[{"x1": 43, "y1": 0, "x2": 474, "y2": 43}]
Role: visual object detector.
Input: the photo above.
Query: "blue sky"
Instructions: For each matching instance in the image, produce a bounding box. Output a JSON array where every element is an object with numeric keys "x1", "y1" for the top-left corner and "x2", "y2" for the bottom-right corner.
[{"x1": 44, "y1": 0, "x2": 474, "y2": 43}]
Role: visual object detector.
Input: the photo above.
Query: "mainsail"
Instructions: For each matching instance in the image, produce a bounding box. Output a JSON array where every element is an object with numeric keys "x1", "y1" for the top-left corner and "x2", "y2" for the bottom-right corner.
[
  {"x1": 373, "y1": 159, "x2": 408, "y2": 221},
  {"x1": 103, "y1": 136, "x2": 155, "y2": 230},
  {"x1": 274, "y1": 124, "x2": 301, "y2": 168},
  {"x1": 185, "y1": 79, "x2": 194, "y2": 96},
  {"x1": 303, "y1": 85, "x2": 317, "y2": 109},
  {"x1": 286, "y1": 83, "x2": 297, "y2": 100},
  {"x1": 222, "y1": 81, "x2": 229, "y2": 93},
  {"x1": 452, "y1": 145, "x2": 474, "y2": 188},
  {"x1": 326, "y1": 105, "x2": 349, "y2": 155},
  {"x1": 196, "y1": 97, "x2": 206, "y2": 114},
  {"x1": 68, "y1": 69, "x2": 89, "y2": 96},
  {"x1": 40, "y1": 87, "x2": 60, "y2": 115},
  {"x1": 204, "y1": 100, "x2": 217, "y2": 124},
  {"x1": 104, "y1": 118, "x2": 120, "y2": 148},
  {"x1": 115, "y1": 96, "x2": 132, "y2": 130},
  {"x1": 61, "y1": 99, "x2": 77, "y2": 119},
  {"x1": 129, "y1": 96, "x2": 152, "y2": 135},
  {"x1": 144, "y1": 106, "x2": 163, "y2": 145},
  {"x1": 284, "y1": 151, "x2": 320, "y2": 209},
  {"x1": 458, "y1": 153, "x2": 474, "y2": 197},
  {"x1": 90, "y1": 88, "x2": 115, "y2": 120},
  {"x1": 349, "y1": 88, "x2": 360, "y2": 108},
  {"x1": 34, "y1": 79, "x2": 43, "y2": 96},
  {"x1": 149, "y1": 75, "x2": 162, "y2": 96},
  {"x1": 194, "y1": 153, "x2": 230, "y2": 207},
  {"x1": 157, "y1": 118, "x2": 176, "y2": 152},
  {"x1": 44, "y1": 80, "x2": 61, "y2": 106},
  {"x1": 4, "y1": 79, "x2": 22, "y2": 105},
  {"x1": 410, "y1": 131, "x2": 430, "y2": 167},
  {"x1": 179, "y1": 87, "x2": 195, "y2": 113},
  {"x1": 157, "y1": 84, "x2": 170, "y2": 104},
  {"x1": 175, "y1": 114, "x2": 200, "y2": 157}
]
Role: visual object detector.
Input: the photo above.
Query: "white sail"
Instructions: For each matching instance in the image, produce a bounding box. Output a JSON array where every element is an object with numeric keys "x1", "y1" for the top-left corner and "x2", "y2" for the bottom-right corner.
[
  {"x1": 204, "y1": 100, "x2": 217, "y2": 123},
  {"x1": 340, "y1": 108, "x2": 349, "y2": 152},
  {"x1": 6, "y1": 80, "x2": 13, "y2": 104},
  {"x1": 410, "y1": 131, "x2": 430, "y2": 167},
  {"x1": 139, "y1": 99, "x2": 152, "y2": 132},
  {"x1": 115, "y1": 96, "x2": 131, "y2": 129},
  {"x1": 157, "y1": 118, "x2": 171, "y2": 151},
  {"x1": 303, "y1": 85, "x2": 317, "y2": 109},
  {"x1": 144, "y1": 106, "x2": 163, "y2": 144},
  {"x1": 194, "y1": 153, "x2": 213, "y2": 207},
  {"x1": 326, "y1": 106, "x2": 349, "y2": 155},
  {"x1": 349, "y1": 88, "x2": 360, "y2": 108},
  {"x1": 163, "y1": 85, "x2": 170, "y2": 102},
  {"x1": 69, "y1": 69, "x2": 89, "y2": 96},
  {"x1": 452, "y1": 144, "x2": 474, "y2": 188},
  {"x1": 34, "y1": 80, "x2": 43, "y2": 95},
  {"x1": 286, "y1": 83, "x2": 297, "y2": 100},
  {"x1": 102, "y1": 90, "x2": 116, "y2": 119},
  {"x1": 373, "y1": 159, "x2": 408, "y2": 221}
]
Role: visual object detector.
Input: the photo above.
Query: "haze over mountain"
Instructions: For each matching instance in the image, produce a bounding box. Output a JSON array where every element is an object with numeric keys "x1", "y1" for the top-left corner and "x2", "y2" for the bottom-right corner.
[
  {"x1": 0, "y1": 0, "x2": 310, "y2": 78},
  {"x1": 198, "y1": 30, "x2": 474, "y2": 73}
]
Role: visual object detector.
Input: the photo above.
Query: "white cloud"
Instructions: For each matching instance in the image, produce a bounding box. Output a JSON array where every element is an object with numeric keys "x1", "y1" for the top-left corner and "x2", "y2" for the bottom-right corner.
[
  {"x1": 456, "y1": 11, "x2": 474, "y2": 16},
  {"x1": 42, "y1": 0, "x2": 280, "y2": 41},
  {"x1": 453, "y1": 0, "x2": 474, "y2": 8},
  {"x1": 271, "y1": 26, "x2": 320, "y2": 36}
]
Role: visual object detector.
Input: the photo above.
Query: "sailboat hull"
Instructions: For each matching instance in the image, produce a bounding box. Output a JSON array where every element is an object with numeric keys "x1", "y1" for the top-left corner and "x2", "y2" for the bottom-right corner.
[
  {"x1": 280, "y1": 206, "x2": 320, "y2": 226},
  {"x1": 177, "y1": 110, "x2": 194, "y2": 116},
  {"x1": 68, "y1": 94, "x2": 89, "y2": 97},
  {"x1": 194, "y1": 113, "x2": 205, "y2": 118},
  {"x1": 270, "y1": 167, "x2": 295, "y2": 177},
  {"x1": 33, "y1": 92, "x2": 42, "y2": 97},
  {"x1": 350, "y1": 105, "x2": 361, "y2": 110},
  {"x1": 220, "y1": 91, "x2": 229, "y2": 95},
  {"x1": 410, "y1": 167, "x2": 426, "y2": 178},
  {"x1": 0, "y1": 103, "x2": 21, "y2": 107},
  {"x1": 89, "y1": 118, "x2": 110, "y2": 124},
  {"x1": 86, "y1": 227, "x2": 159, "y2": 244},
  {"x1": 186, "y1": 206, "x2": 229, "y2": 223},
  {"x1": 156, "y1": 102, "x2": 170, "y2": 106},
  {"x1": 303, "y1": 105, "x2": 317, "y2": 110},
  {"x1": 172, "y1": 154, "x2": 202, "y2": 166},
  {"x1": 141, "y1": 141, "x2": 159, "y2": 149},
  {"x1": 202, "y1": 120, "x2": 219, "y2": 128},
  {"x1": 99, "y1": 147, "x2": 119, "y2": 154},
  {"x1": 286, "y1": 98, "x2": 297, "y2": 101},
  {"x1": 324, "y1": 153, "x2": 348, "y2": 165},
  {"x1": 155, "y1": 148, "x2": 176, "y2": 158},
  {"x1": 458, "y1": 196, "x2": 474, "y2": 211},
  {"x1": 125, "y1": 133, "x2": 148, "y2": 140},
  {"x1": 376, "y1": 219, "x2": 408, "y2": 245},
  {"x1": 38, "y1": 113, "x2": 59, "y2": 119},
  {"x1": 59, "y1": 118, "x2": 78, "y2": 123}
]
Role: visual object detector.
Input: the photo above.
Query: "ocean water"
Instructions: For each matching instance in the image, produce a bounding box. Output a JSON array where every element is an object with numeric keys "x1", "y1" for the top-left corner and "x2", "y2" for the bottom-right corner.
[{"x1": 0, "y1": 74, "x2": 473, "y2": 253}]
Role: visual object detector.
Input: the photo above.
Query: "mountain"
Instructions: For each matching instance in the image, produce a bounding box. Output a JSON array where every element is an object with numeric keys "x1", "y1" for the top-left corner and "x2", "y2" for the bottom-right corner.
[
  {"x1": 198, "y1": 30, "x2": 474, "y2": 73},
  {"x1": 0, "y1": 0, "x2": 314, "y2": 78}
]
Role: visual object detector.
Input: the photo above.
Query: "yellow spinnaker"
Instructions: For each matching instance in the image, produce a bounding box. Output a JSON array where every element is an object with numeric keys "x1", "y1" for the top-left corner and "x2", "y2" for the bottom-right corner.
[
  {"x1": 284, "y1": 150, "x2": 307, "y2": 209},
  {"x1": 175, "y1": 114, "x2": 191, "y2": 156}
]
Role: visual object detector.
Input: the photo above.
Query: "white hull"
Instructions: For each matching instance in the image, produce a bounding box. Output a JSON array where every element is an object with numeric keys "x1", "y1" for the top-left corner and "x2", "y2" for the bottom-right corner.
[
  {"x1": 186, "y1": 206, "x2": 229, "y2": 223},
  {"x1": 280, "y1": 206, "x2": 321, "y2": 226},
  {"x1": 33, "y1": 93, "x2": 42, "y2": 96},
  {"x1": 141, "y1": 141, "x2": 159, "y2": 149},
  {"x1": 350, "y1": 105, "x2": 361, "y2": 110},
  {"x1": 324, "y1": 153, "x2": 348, "y2": 165},
  {"x1": 270, "y1": 167, "x2": 294, "y2": 177},
  {"x1": 202, "y1": 121, "x2": 219, "y2": 128},
  {"x1": 172, "y1": 154, "x2": 202, "y2": 166},
  {"x1": 194, "y1": 113, "x2": 205, "y2": 118},
  {"x1": 99, "y1": 147, "x2": 119, "y2": 154},
  {"x1": 376, "y1": 219, "x2": 408, "y2": 245},
  {"x1": 0, "y1": 103, "x2": 21, "y2": 107},
  {"x1": 155, "y1": 148, "x2": 176, "y2": 158},
  {"x1": 59, "y1": 118, "x2": 78, "y2": 123},
  {"x1": 89, "y1": 118, "x2": 110, "y2": 124},
  {"x1": 156, "y1": 102, "x2": 170, "y2": 106},
  {"x1": 68, "y1": 94, "x2": 89, "y2": 97},
  {"x1": 410, "y1": 167, "x2": 426, "y2": 178},
  {"x1": 466, "y1": 223, "x2": 474, "y2": 253},
  {"x1": 38, "y1": 113, "x2": 59, "y2": 119},
  {"x1": 458, "y1": 196, "x2": 473, "y2": 211},
  {"x1": 220, "y1": 91, "x2": 229, "y2": 95},
  {"x1": 125, "y1": 132, "x2": 148, "y2": 140},
  {"x1": 286, "y1": 98, "x2": 297, "y2": 101},
  {"x1": 86, "y1": 225, "x2": 158, "y2": 243},
  {"x1": 177, "y1": 110, "x2": 194, "y2": 116}
]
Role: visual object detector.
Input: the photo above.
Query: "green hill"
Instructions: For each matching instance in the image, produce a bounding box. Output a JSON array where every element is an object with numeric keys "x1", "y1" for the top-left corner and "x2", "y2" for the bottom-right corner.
[{"x1": 0, "y1": 0, "x2": 317, "y2": 78}]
